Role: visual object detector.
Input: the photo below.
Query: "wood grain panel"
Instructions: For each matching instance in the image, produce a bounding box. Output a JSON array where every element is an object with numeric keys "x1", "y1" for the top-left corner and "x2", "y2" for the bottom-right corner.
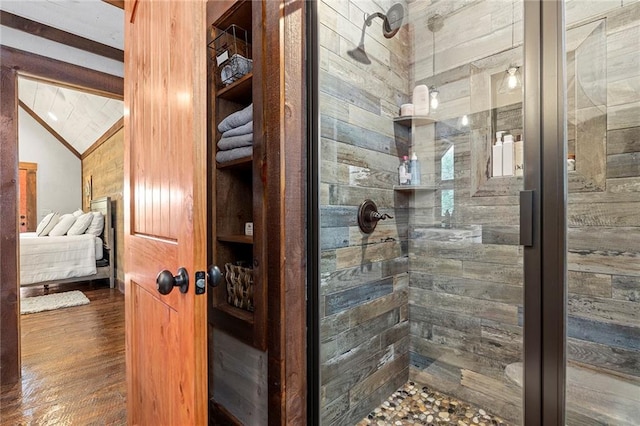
[
  {"x1": 82, "y1": 127, "x2": 124, "y2": 283},
  {"x1": 124, "y1": 0, "x2": 207, "y2": 424},
  {"x1": 0, "y1": 11, "x2": 124, "y2": 62},
  {"x1": 0, "y1": 65, "x2": 20, "y2": 386}
]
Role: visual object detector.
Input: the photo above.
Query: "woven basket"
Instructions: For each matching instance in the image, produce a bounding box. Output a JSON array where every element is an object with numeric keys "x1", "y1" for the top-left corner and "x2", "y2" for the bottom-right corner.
[{"x1": 224, "y1": 263, "x2": 254, "y2": 312}]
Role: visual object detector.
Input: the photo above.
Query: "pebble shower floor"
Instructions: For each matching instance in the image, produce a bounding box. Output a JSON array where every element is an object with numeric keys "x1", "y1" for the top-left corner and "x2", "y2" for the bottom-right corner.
[{"x1": 357, "y1": 381, "x2": 511, "y2": 426}]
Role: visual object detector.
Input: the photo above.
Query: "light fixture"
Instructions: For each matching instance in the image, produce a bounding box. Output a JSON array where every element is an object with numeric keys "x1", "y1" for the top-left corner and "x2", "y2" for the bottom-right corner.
[
  {"x1": 426, "y1": 15, "x2": 444, "y2": 111},
  {"x1": 499, "y1": 66, "x2": 522, "y2": 93},
  {"x1": 429, "y1": 87, "x2": 439, "y2": 110},
  {"x1": 347, "y1": 4, "x2": 404, "y2": 65},
  {"x1": 47, "y1": 111, "x2": 58, "y2": 121},
  {"x1": 461, "y1": 114, "x2": 469, "y2": 126}
]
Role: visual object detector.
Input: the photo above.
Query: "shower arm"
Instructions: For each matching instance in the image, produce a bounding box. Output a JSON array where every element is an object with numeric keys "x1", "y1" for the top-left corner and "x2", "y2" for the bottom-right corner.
[
  {"x1": 355, "y1": 12, "x2": 388, "y2": 47},
  {"x1": 364, "y1": 12, "x2": 386, "y2": 27}
]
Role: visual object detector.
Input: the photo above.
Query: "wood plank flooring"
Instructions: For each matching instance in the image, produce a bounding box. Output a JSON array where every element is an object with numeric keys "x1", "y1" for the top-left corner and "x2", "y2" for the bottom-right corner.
[{"x1": 0, "y1": 281, "x2": 126, "y2": 425}]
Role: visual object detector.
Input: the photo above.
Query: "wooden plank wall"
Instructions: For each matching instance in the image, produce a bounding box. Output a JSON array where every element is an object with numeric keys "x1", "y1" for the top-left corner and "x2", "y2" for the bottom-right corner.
[
  {"x1": 318, "y1": 1, "x2": 412, "y2": 424},
  {"x1": 319, "y1": 0, "x2": 639, "y2": 425},
  {"x1": 82, "y1": 127, "x2": 124, "y2": 287}
]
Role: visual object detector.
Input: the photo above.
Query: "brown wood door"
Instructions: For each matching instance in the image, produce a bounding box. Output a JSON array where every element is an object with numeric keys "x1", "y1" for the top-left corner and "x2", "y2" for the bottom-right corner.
[
  {"x1": 124, "y1": 0, "x2": 208, "y2": 424},
  {"x1": 18, "y1": 162, "x2": 37, "y2": 232}
]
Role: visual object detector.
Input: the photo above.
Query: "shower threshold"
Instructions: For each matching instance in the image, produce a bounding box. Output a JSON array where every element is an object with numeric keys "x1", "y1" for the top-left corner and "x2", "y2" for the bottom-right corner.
[{"x1": 357, "y1": 381, "x2": 512, "y2": 426}]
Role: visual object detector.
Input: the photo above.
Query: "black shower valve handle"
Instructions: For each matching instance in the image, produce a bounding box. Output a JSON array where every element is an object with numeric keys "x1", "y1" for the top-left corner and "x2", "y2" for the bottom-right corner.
[
  {"x1": 358, "y1": 199, "x2": 393, "y2": 234},
  {"x1": 370, "y1": 211, "x2": 393, "y2": 221}
]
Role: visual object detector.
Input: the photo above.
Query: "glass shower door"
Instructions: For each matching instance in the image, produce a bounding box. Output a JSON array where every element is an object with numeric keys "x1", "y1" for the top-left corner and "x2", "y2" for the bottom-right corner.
[
  {"x1": 315, "y1": 0, "x2": 527, "y2": 424},
  {"x1": 563, "y1": 1, "x2": 640, "y2": 424}
]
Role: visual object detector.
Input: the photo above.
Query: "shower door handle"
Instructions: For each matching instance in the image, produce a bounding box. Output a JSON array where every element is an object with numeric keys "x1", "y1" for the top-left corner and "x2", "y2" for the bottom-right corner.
[{"x1": 520, "y1": 190, "x2": 534, "y2": 247}]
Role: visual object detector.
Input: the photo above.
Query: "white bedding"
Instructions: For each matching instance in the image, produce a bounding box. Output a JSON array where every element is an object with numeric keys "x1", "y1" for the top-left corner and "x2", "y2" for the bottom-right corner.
[{"x1": 19, "y1": 233, "x2": 102, "y2": 285}]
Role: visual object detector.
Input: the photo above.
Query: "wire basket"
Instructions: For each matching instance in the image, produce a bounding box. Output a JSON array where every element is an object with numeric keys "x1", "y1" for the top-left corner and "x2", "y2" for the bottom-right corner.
[
  {"x1": 209, "y1": 24, "x2": 253, "y2": 88},
  {"x1": 224, "y1": 262, "x2": 254, "y2": 312}
]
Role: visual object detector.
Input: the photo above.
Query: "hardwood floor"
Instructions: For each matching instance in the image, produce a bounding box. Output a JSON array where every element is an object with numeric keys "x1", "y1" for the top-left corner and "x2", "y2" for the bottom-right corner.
[{"x1": 0, "y1": 280, "x2": 126, "y2": 425}]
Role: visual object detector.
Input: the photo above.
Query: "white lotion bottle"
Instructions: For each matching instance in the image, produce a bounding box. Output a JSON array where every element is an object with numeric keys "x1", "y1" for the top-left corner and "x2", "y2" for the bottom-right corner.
[
  {"x1": 413, "y1": 85, "x2": 430, "y2": 116},
  {"x1": 492, "y1": 132, "x2": 504, "y2": 177},
  {"x1": 514, "y1": 135, "x2": 524, "y2": 176},
  {"x1": 502, "y1": 133, "x2": 514, "y2": 176}
]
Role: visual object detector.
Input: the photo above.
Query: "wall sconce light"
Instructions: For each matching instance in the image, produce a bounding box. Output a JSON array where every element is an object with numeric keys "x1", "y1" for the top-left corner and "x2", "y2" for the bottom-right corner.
[
  {"x1": 499, "y1": 66, "x2": 522, "y2": 93},
  {"x1": 429, "y1": 87, "x2": 439, "y2": 110}
]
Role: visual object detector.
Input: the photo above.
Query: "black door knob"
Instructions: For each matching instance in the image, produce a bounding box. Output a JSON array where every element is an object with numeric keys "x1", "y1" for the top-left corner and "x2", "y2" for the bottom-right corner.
[
  {"x1": 156, "y1": 267, "x2": 189, "y2": 295},
  {"x1": 207, "y1": 265, "x2": 222, "y2": 287}
]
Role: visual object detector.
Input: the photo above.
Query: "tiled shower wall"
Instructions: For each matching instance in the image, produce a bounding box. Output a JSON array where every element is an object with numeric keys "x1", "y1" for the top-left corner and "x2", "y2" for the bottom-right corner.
[
  {"x1": 318, "y1": 0, "x2": 413, "y2": 424},
  {"x1": 319, "y1": 0, "x2": 639, "y2": 424}
]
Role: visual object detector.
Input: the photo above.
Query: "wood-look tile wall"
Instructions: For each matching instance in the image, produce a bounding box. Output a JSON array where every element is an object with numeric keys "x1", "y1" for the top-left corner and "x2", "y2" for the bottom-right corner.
[
  {"x1": 319, "y1": 0, "x2": 412, "y2": 424},
  {"x1": 82, "y1": 127, "x2": 124, "y2": 285},
  {"x1": 321, "y1": 0, "x2": 639, "y2": 424}
]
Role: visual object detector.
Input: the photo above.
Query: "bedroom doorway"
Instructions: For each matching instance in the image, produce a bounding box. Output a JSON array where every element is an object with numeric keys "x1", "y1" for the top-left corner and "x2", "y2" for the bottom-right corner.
[
  {"x1": 0, "y1": 46, "x2": 124, "y2": 388},
  {"x1": 18, "y1": 162, "x2": 37, "y2": 233}
]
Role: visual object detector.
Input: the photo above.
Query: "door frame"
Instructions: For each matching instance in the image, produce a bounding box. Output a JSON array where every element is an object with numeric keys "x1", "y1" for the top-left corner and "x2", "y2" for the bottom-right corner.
[
  {"x1": 0, "y1": 45, "x2": 123, "y2": 385},
  {"x1": 306, "y1": 0, "x2": 568, "y2": 424}
]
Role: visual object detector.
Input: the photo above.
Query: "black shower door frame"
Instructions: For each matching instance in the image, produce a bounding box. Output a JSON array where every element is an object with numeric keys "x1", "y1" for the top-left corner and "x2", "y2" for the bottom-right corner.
[{"x1": 306, "y1": 0, "x2": 568, "y2": 424}]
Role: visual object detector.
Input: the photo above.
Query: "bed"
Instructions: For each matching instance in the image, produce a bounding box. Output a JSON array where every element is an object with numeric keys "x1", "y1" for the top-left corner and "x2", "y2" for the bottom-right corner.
[{"x1": 19, "y1": 196, "x2": 115, "y2": 289}]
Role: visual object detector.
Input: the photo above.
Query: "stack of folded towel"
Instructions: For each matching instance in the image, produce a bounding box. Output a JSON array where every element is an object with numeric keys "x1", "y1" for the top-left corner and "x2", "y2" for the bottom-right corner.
[{"x1": 216, "y1": 103, "x2": 253, "y2": 164}]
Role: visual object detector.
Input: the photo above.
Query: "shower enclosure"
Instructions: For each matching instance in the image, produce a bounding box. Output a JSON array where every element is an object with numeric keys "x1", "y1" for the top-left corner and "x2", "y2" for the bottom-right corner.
[{"x1": 310, "y1": 0, "x2": 640, "y2": 424}]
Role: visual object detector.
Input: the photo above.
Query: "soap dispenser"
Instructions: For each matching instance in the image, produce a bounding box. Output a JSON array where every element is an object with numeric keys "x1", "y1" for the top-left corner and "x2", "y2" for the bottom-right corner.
[
  {"x1": 492, "y1": 131, "x2": 504, "y2": 177},
  {"x1": 502, "y1": 133, "x2": 514, "y2": 176}
]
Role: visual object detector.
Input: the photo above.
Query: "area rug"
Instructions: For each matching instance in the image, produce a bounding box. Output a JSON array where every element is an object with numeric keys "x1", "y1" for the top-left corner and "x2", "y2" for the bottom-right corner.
[{"x1": 21, "y1": 290, "x2": 90, "y2": 314}]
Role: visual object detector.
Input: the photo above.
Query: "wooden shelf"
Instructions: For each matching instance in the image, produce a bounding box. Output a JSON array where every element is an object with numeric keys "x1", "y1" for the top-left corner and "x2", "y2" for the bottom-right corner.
[
  {"x1": 393, "y1": 185, "x2": 437, "y2": 191},
  {"x1": 393, "y1": 115, "x2": 436, "y2": 127},
  {"x1": 216, "y1": 155, "x2": 252, "y2": 169},
  {"x1": 217, "y1": 234, "x2": 253, "y2": 244},
  {"x1": 214, "y1": 302, "x2": 254, "y2": 324},
  {"x1": 216, "y1": 73, "x2": 252, "y2": 102}
]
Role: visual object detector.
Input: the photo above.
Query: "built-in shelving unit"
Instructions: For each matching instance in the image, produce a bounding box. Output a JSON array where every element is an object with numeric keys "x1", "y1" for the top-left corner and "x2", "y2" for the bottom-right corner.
[
  {"x1": 393, "y1": 185, "x2": 437, "y2": 191},
  {"x1": 393, "y1": 115, "x2": 436, "y2": 127},
  {"x1": 208, "y1": 0, "x2": 266, "y2": 352}
]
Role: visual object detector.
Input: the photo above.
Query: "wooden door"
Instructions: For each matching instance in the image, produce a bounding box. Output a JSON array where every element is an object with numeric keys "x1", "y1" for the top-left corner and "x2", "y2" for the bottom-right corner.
[
  {"x1": 18, "y1": 162, "x2": 37, "y2": 232},
  {"x1": 124, "y1": 0, "x2": 208, "y2": 424}
]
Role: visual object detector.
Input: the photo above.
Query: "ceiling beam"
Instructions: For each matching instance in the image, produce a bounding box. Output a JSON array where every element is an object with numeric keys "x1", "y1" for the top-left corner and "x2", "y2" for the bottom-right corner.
[
  {"x1": 0, "y1": 11, "x2": 124, "y2": 62},
  {"x1": 102, "y1": 0, "x2": 125, "y2": 10},
  {"x1": 18, "y1": 100, "x2": 82, "y2": 160},
  {"x1": 82, "y1": 116, "x2": 124, "y2": 160}
]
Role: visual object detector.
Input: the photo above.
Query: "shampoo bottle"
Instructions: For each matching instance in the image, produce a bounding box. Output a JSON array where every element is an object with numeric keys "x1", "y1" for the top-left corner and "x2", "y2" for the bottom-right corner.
[
  {"x1": 514, "y1": 135, "x2": 524, "y2": 176},
  {"x1": 492, "y1": 132, "x2": 504, "y2": 177},
  {"x1": 413, "y1": 85, "x2": 430, "y2": 116},
  {"x1": 410, "y1": 152, "x2": 421, "y2": 185},
  {"x1": 502, "y1": 133, "x2": 514, "y2": 176},
  {"x1": 399, "y1": 156, "x2": 410, "y2": 185}
]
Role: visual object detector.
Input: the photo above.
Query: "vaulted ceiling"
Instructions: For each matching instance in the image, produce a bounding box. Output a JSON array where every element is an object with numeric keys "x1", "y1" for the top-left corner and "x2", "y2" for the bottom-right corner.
[{"x1": 0, "y1": 0, "x2": 124, "y2": 156}]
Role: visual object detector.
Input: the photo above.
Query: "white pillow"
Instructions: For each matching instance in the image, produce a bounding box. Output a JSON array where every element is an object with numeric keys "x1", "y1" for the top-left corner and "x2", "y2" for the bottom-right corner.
[
  {"x1": 85, "y1": 211, "x2": 105, "y2": 236},
  {"x1": 72, "y1": 209, "x2": 85, "y2": 218},
  {"x1": 67, "y1": 212, "x2": 93, "y2": 235},
  {"x1": 36, "y1": 212, "x2": 59, "y2": 236},
  {"x1": 48, "y1": 214, "x2": 77, "y2": 236}
]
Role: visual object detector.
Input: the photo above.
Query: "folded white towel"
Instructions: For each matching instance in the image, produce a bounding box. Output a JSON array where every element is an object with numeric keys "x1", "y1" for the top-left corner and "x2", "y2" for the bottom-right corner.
[
  {"x1": 218, "y1": 104, "x2": 253, "y2": 133},
  {"x1": 216, "y1": 146, "x2": 253, "y2": 163},
  {"x1": 222, "y1": 120, "x2": 253, "y2": 138},
  {"x1": 217, "y1": 133, "x2": 253, "y2": 151}
]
